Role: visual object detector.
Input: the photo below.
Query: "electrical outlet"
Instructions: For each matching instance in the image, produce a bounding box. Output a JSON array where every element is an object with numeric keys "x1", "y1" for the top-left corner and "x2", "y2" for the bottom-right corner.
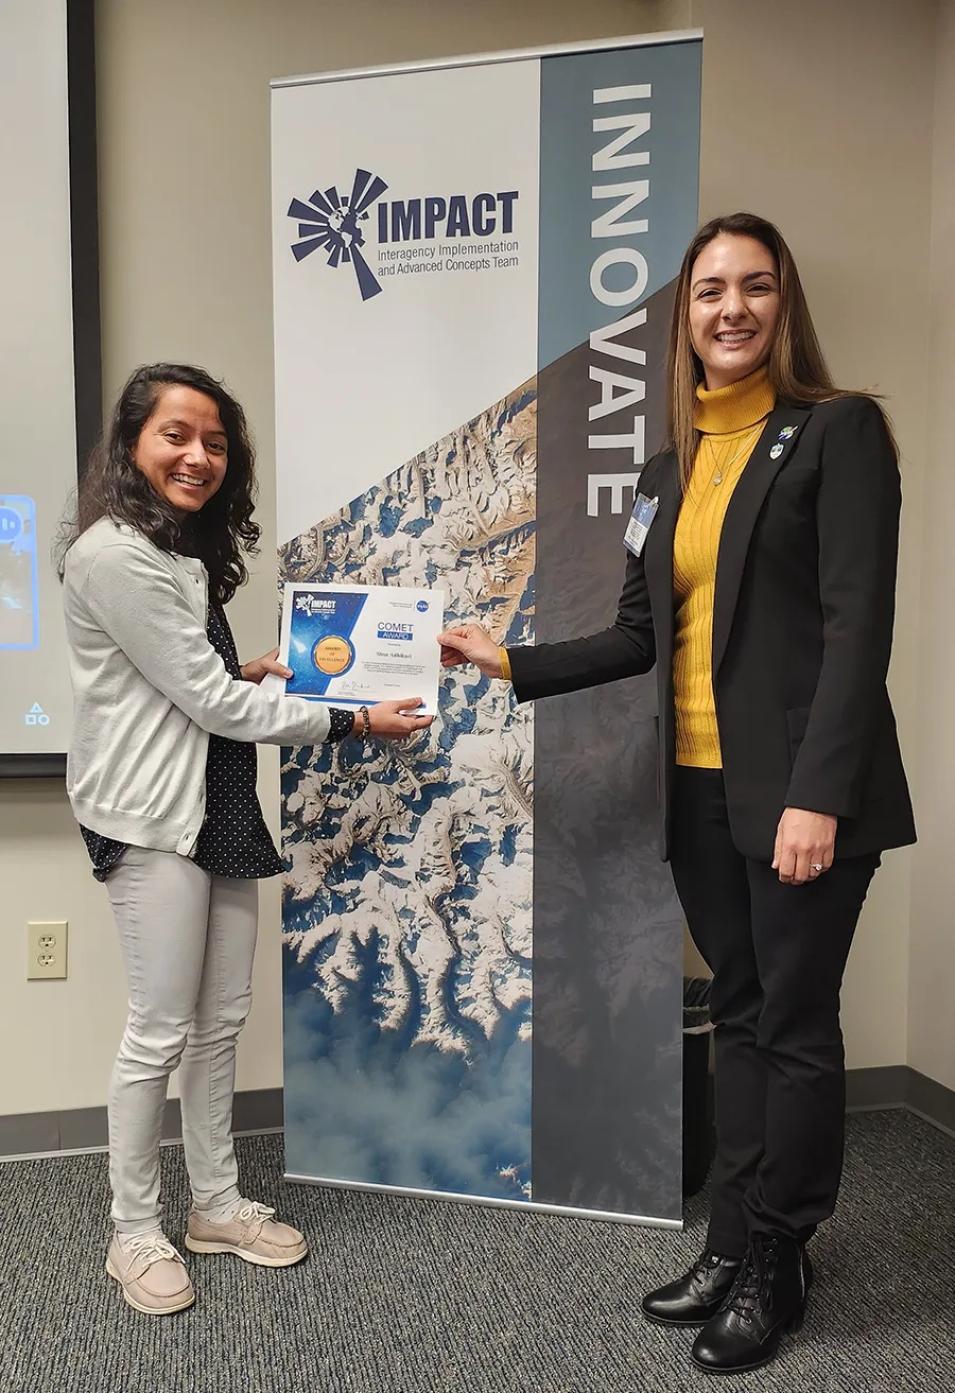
[{"x1": 27, "y1": 921, "x2": 68, "y2": 980}]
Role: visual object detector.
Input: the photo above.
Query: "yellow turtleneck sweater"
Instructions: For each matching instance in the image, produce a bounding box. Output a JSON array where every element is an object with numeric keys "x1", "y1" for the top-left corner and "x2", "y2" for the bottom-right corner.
[{"x1": 673, "y1": 367, "x2": 776, "y2": 768}]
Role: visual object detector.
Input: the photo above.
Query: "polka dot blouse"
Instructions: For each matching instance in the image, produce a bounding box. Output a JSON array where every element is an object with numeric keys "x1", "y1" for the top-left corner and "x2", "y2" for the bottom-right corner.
[{"x1": 79, "y1": 602, "x2": 353, "y2": 882}]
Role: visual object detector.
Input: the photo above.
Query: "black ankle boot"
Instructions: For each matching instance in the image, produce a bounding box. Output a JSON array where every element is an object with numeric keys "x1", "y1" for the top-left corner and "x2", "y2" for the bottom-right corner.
[
  {"x1": 641, "y1": 1250, "x2": 743, "y2": 1327},
  {"x1": 690, "y1": 1234, "x2": 812, "y2": 1373}
]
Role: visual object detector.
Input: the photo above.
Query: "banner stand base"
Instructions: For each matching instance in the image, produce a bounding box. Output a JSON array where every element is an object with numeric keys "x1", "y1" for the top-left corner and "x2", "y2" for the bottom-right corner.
[{"x1": 284, "y1": 1172, "x2": 684, "y2": 1229}]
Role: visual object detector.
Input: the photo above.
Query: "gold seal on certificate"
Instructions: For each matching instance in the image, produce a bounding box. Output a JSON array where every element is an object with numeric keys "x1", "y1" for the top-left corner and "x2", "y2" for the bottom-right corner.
[
  {"x1": 311, "y1": 635, "x2": 354, "y2": 676},
  {"x1": 267, "y1": 581, "x2": 445, "y2": 715}
]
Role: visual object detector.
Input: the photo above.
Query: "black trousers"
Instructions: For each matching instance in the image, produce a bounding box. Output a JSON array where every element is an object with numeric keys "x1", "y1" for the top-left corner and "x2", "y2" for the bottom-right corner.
[{"x1": 670, "y1": 767, "x2": 879, "y2": 1257}]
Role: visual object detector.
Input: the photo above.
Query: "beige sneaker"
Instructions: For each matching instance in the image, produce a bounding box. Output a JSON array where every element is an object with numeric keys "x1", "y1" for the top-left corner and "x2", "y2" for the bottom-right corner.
[
  {"x1": 105, "y1": 1232, "x2": 195, "y2": 1315},
  {"x1": 185, "y1": 1200, "x2": 308, "y2": 1268}
]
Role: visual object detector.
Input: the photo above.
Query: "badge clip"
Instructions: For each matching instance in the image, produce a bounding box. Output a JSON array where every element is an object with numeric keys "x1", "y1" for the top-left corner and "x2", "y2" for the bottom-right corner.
[{"x1": 623, "y1": 493, "x2": 659, "y2": 558}]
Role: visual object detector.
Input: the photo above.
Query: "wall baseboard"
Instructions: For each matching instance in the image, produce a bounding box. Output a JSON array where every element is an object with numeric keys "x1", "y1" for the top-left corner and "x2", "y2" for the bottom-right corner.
[
  {"x1": 846, "y1": 1065, "x2": 955, "y2": 1139},
  {"x1": 1, "y1": 1071, "x2": 952, "y2": 1162},
  {"x1": 0, "y1": 1087, "x2": 283, "y2": 1161},
  {"x1": 844, "y1": 1065, "x2": 912, "y2": 1111}
]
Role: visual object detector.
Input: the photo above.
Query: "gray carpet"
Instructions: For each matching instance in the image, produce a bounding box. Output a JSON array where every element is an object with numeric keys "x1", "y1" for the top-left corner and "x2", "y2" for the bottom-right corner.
[{"x1": 1, "y1": 1110, "x2": 952, "y2": 1393}]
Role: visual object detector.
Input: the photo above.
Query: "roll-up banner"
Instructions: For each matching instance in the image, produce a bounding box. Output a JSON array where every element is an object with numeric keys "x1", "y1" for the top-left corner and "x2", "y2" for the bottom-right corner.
[{"x1": 272, "y1": 31, "x2": 701, "y2": 1225}]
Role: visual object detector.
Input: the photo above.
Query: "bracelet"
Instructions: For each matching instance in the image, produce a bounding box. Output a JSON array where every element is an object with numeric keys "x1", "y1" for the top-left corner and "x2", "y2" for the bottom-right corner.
[{"x1": 358, "y1": 705, "x2": 371, "y2": 742}]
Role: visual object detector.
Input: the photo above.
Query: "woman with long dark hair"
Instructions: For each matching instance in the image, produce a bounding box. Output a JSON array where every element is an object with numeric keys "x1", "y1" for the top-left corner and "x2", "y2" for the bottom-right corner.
[
  {"x1": 62, "y1": 363, "x2": 432, "y2": 1315},
  {"x1": 438, "y1": 214, "x2": 915, "y2": 1375}
]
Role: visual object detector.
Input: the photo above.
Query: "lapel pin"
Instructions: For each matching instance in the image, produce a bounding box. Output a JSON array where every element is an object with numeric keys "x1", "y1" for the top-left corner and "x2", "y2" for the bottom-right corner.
[
  {"x1": 770, "y1": 443, "x2": 784, "y2": 460},
  {"x1": 778, "y1": 426, "x2": 797, "y2": 440}
]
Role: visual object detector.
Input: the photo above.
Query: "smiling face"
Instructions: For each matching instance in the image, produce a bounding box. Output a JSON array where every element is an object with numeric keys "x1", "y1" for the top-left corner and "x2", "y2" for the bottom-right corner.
[
  {"x1": 132, "y1": 385, "x2": 228, "y2": 514},
  {"x1": 688, "y1": 233, "x2": 781, "y2": 389}
]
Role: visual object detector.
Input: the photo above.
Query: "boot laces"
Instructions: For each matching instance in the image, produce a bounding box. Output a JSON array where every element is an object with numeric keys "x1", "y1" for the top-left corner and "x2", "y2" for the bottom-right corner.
[{"x1": 726, "y1": 1236, "x2": 780, "y2": 1321}]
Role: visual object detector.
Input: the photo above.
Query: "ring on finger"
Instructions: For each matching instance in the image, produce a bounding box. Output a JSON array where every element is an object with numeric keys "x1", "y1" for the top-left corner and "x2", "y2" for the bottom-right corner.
[{"x1": 810, "y1": 862, "x2": 824, "y2": 874}]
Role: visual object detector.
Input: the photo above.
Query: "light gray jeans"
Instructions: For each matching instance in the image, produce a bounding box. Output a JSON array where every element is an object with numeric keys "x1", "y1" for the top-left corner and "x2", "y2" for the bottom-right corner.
[{"x1": 105, "y1": 846, "x2": 259, "y2": 1235}]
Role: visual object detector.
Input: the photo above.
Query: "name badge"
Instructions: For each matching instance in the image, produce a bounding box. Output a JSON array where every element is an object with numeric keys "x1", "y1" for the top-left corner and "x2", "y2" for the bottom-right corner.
[{"x1": 623, "y1": 492, "x2": 659, "y2": 558}]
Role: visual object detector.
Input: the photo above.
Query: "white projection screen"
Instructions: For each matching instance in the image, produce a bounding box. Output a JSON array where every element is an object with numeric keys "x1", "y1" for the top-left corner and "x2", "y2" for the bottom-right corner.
[{"x1": 0, "y1": 0, "x2": 100, "y2": 775}]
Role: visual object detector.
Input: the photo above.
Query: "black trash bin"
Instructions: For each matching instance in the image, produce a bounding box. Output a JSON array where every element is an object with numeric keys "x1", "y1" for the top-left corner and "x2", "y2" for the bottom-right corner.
[{"x1": 683, "y1": 976, "x2": 715, "y2": 1197}]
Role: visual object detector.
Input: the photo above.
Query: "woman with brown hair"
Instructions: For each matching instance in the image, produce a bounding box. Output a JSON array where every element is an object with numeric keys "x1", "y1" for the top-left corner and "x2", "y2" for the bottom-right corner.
[{"x1": 438, "y1": 213, "x2": 915, "y2": 1375}]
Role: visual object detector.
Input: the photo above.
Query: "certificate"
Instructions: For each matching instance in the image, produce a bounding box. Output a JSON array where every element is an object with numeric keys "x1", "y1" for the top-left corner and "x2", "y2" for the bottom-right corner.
[{"x1": 270, "y1": 582, "x2": 445, "y2": 715}]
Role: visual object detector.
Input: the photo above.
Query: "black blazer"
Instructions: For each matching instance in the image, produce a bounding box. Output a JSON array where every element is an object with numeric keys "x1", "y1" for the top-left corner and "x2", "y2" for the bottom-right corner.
[{"x1": 509, "y1": 395, "x2": 916, "y2": 862}]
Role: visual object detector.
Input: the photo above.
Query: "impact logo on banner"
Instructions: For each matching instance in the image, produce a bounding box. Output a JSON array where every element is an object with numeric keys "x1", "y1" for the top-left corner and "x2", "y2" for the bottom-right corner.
[{"x1": 288, "y1": 167, "x2": 521, "y2": 302}]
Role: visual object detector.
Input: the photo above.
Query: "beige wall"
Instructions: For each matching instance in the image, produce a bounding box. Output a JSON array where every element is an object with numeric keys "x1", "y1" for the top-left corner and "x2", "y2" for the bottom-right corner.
[
  {"x1": 693, "y1": 0, "x2": 955, "y2": 1084},
  {"x1": 0, "y1": 0, "x2": 948, "y2": 1117},
  {"x1": 694, "y1": 0, "x2": 935, "y2": 1070},
  {"x1": 908, "y1": 0, "x2": 955, "y2": 1092},
  {"x1": 0, "y1": 0, "x2": 675, "y2": 1117}
]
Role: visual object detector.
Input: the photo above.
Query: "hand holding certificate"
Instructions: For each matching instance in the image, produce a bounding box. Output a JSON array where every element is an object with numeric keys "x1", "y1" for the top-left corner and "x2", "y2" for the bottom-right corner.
[{"x1": 267, "y1": 581, "x2": 445, "y2": 719}]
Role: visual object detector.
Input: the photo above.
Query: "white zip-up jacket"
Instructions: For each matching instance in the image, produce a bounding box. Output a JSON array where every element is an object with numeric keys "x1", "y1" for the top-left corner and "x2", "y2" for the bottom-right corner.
[{"x1": 63, "y1": 517, "x2": 331, "y2": 855}]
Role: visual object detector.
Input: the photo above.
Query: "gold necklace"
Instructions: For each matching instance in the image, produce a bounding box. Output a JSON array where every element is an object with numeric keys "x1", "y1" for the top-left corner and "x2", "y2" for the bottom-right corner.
[{"x1": 708, "y1": 422, "x2": 764, "y2": 485}]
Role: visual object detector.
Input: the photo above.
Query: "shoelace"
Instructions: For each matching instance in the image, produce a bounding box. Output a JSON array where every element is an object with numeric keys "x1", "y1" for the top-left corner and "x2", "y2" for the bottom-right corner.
[
  {"x1": 122, "y1": 1232, "x2": 180, "y2": 1268},
  {"x1": 235, "y1": 1200, "x2": 276, "y2": 1232},
  {"x1": 725, "y1": 1236, "x2": 780, "y2": 1322}
]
